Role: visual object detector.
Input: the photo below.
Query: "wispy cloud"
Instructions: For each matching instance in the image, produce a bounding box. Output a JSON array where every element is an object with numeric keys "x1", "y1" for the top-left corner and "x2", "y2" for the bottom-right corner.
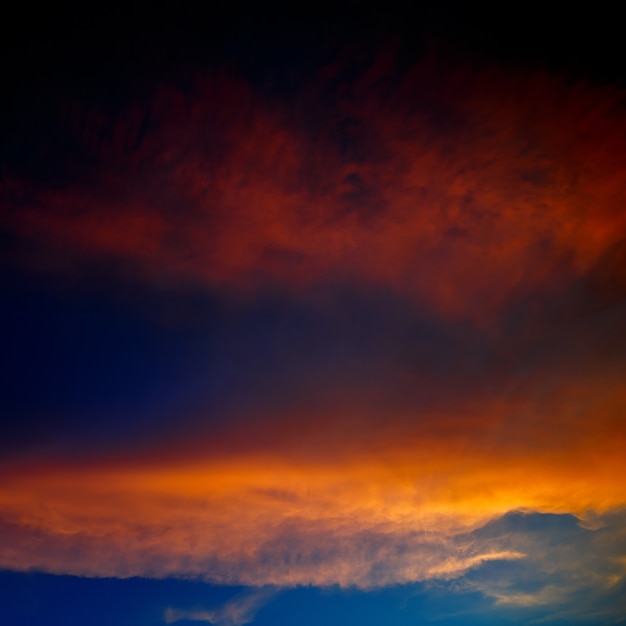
[
  {"x1": 426, "y1": 551, "x2": 526, "y2": 577},
  {"x1": 458, "y1": 510, "x2": 626, "y2": 621},
  {"x1": 165, "y1": 587, "x2": 276, "y2": 626}
]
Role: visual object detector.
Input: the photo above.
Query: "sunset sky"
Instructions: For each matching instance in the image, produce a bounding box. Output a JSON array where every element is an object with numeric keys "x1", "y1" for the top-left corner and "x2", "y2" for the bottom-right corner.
[{"x1": 1, "y1": 2, "x2": 626, "y2": 624}]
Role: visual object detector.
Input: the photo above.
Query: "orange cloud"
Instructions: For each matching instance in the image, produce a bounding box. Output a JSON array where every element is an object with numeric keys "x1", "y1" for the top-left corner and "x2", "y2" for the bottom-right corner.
[{"x1": 0, "y1": 367, "x2": 624, "y2": 586}]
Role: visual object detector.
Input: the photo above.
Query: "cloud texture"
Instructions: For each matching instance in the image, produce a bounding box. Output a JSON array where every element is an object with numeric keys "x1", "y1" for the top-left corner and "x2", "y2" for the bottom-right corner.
[{"x1": 1, "y1": 46, "x2": 626, "y2": 608}]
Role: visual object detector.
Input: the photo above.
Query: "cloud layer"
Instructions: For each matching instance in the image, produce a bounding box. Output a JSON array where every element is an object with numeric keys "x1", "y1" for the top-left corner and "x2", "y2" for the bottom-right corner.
[
  {"x1": 4, "y1": 53, "x2": 626, "y2": 321},
  {"x1": 1, "y1": 47, "x2": 626, "y2": 609}
]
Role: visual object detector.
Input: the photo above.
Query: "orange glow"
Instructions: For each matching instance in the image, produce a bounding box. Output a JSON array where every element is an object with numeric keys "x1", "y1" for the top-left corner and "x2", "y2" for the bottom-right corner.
[{"x1": 1, "y1": 372, "x2": 624, "y2": 586}]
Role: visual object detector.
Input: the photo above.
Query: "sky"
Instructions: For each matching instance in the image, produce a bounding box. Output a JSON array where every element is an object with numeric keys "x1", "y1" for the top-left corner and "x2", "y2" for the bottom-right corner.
[{"x1": 1, "y1": 2, "x2": 626, "y2": 624}]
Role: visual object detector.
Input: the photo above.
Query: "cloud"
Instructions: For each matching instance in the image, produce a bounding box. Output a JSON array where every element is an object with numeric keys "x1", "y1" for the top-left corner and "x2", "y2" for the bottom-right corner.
[
  {"x1": 1, "y1": 45, "x2": 626, "y2": 625},
  {"x1": 3, "y1": 52, "x2": 626, "y2": 323},
  {"x1": 426, "y1": 551, "x2": 526, "y2": 577},
  {"x1": 0, "y1": 421, "x2": 624, "y2": 588},
  {"x1": 165, "y1": 588, "x2": 275, "y2": 625},
  {"x1": 455, "y1": 510, "x2": 626, "y2": 621},
  {"x1": 0, "y1": 330, "x2": 625, "y2": 587}
]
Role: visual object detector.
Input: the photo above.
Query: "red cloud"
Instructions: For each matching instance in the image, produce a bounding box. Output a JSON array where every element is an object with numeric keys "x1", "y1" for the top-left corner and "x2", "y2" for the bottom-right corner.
[{"x1": 4, "y1": 53, "x2": 626, "y2": 321}]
